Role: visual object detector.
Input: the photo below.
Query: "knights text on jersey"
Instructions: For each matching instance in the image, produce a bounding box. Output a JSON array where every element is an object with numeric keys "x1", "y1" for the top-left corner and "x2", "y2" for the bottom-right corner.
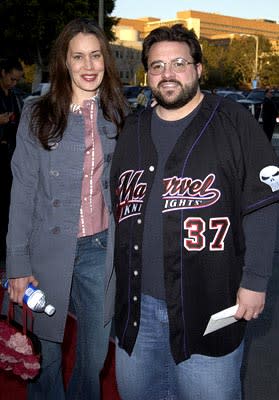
[{"x1": 110, "y1": 94, "x2": 279, "y2": 364}]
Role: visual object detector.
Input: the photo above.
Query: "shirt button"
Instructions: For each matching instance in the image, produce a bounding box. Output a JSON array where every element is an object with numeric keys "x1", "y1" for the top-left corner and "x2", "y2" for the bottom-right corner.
[
  {"x1": 137, "y1": 218, "x2": 142, "y2": 224},
  {"x1": 133, "y1": 321, "x2": 138, "y2": 327},
  {"x1": 103, "y1": 181, "x2": 108, "y2": 189},
  {"x1": 53, "y1": 199, "x2": 60, "y2": 207},
  {"x1": 134, "y1": 244, "x2": 139, "y2": 251},
  {"x1": 84, "y1": 174, "x2": 89, "y2": 178},
  {"x1": 133, "y1": 296, "x2": 138, "y2": 302},
  {"x1": 50, "y1": 142, "x2": 59, "y2": 150},
  {"x1": 133, "y1": 270, "x2": 139, "y2": 276},
  {"x1": 149, "y1": 165, "x2": 155, "y2": 172},
  {"x1": 86, "y1": 150, "x2": 90, "y2": 155},
  {"x1": 50, "y1": 170, "x2": 59, "y2": 177},
  {"x1": 51, "y1": 226, "x2": 60, "y2": 234},
  {"x1": 84, "y1": 197, "x2": 88, "y2": 201}
]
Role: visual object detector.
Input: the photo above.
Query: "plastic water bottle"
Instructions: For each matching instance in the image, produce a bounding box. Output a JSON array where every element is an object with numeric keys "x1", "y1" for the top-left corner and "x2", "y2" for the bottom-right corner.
[{"x1": 1, "y1": 279, "x2": 56, "y2": 316}]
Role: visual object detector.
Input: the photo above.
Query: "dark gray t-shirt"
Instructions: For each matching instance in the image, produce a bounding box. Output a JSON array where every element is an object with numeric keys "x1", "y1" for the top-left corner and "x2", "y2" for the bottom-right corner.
[{"x1": 142, "y1": 107, "x2": 199, "y2": 299}]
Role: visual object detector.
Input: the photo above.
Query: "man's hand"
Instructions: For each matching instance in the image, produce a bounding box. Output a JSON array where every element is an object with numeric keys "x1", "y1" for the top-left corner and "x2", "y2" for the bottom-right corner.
[
  {"x1": 8, "y1": 276, "x2": 39, "y2": 305},
  {"x1": 0, "y1": 112, "x2": 11, "y2": 125},
  {"x1": 234, "y1": 287, "x2": 266, "y2": 321}
]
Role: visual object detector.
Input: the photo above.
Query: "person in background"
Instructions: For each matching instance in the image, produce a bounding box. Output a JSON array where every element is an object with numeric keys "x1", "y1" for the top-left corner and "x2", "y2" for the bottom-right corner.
[
  {"x1": 136, "y1": 88, "x2": 148, "y2": 110},
  {"x1": 110, "y1": 24, "x2": 279, "y2": 400},
  {"x1": 262, "y1": 88, "x2": 278, "y2": 141},
  {"x1": 0, "y1": 57, "x2": 24, "y2": 152},
  {"x1": 0, "y1": 57, "x2": 24, "y2": 262},
  {"x1": 4, "y1": 18, "x2": 127, "y2": 400}
]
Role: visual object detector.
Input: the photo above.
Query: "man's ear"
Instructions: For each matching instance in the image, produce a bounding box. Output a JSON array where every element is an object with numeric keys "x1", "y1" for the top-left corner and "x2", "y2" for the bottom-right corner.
[{"x1": 196, "y1": 63, "x2": 203, "y2": 80}]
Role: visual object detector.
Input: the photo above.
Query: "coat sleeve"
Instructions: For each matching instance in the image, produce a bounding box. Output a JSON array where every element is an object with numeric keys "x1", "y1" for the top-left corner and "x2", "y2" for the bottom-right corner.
[
  {"x1": 236, "y1": 106, "x2": 279, "y2": 214},
  {"x1": 6, "y1": 104, "x2": 40, "y2": 278}
]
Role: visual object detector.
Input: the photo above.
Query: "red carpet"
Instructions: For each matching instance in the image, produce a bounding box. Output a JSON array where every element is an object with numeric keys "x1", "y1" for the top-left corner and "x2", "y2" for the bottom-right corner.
[{"x1": 0, "y1": 285, "x2": 121, "y2": 400}]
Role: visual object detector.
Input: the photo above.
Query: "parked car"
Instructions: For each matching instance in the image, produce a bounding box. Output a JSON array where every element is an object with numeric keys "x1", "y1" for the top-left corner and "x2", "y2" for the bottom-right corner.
[
  {"x1": 201, "y1": 89, "x2": 212, "y2": 94},
  {"x1": 237, "y1": 89, "x2": 265, "y2": 121},
  {"x1": 123, "y1": 85, "x2": 153, "y2": 111},
  {"x1": 24, "y1": 83, "x2": 50, "y2": 103},
  {"x1": 272, "y1": 90, "x2": 279, "y2": 112},
  {"x1": 123, "y1": 85, "x2": 143, "y2": 110},
  {"x1": 13, "y1": 86, "x2": 30, "y2": 104},
  {"x1": 217, "y1": 91, "x2": 246, "y2": 101}
]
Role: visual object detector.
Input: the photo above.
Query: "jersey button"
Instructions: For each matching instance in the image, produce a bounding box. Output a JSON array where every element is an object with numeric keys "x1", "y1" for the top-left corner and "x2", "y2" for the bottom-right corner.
[
  {"x1": 134, "y1": 244, "x2": 139, "y2": 251},
  {"x1": 133, "y1": 270, "x2": 139, "y2": 276},
  {"x1": 149, "y1": 165, "x2": 155, "y2": 172}
]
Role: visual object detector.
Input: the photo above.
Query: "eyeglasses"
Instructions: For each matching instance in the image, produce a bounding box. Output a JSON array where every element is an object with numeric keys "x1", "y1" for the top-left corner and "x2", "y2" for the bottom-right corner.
[{"x1": 148, "y1": 57, "x2": 196, "y2": 75}]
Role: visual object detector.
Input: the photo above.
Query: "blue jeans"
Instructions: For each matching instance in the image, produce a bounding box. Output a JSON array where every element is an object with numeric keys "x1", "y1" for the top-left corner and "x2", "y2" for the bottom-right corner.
[
  {"x1": 28, "y1": 231, "x2": 111, "y2": 400},
  {"x1": 116, "y1": 294, "x2": 244, "y2": 400}
]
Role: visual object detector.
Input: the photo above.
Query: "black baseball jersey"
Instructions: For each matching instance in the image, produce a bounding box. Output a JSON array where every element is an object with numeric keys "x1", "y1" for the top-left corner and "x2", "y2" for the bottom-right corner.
[{"x1": 110, "y1": 94, "x2": 279, "y2": 364}]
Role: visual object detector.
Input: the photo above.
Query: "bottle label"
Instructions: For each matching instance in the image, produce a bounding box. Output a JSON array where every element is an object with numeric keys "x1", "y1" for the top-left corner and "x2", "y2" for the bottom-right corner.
[
  {"x1": 24, "y1": 288, "x2": 45, "y2": 310},
  {"x1": 26, "y1": 290, "x2": 44, "y2": 311},
  {"x1": 23, "y1": 284, "x2": 36, "y2": 303},
  {"x1": 24, "y1": 286, "x2": 36, "y2": 297}
]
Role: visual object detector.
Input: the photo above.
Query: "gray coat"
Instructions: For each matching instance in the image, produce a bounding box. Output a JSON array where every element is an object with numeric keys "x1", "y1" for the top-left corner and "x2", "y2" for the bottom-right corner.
[{"x1": 6, "y1": 101, "x2": 117, "y2": 342}]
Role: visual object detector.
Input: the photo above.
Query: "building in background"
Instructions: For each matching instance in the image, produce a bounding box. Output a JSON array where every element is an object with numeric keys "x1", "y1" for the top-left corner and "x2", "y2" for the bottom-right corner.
[
  {"x1": 111, "y1": 25, "x2": 142, "y2": 85},
  {"x1": 112, "y1": 9, "x2": 279, "y2": 85}
]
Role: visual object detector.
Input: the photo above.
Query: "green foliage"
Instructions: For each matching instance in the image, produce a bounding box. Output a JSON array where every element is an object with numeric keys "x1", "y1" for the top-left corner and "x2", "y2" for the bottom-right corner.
[
  {"x1": 260, "y1": 55, "x2": 279, "y2": 87},
  {"x1": 0, "y1": 0, "x2": 117, "y2": 64},
  {"x1": 201, "y1": 35, "x2": 276, "y2": 89}
]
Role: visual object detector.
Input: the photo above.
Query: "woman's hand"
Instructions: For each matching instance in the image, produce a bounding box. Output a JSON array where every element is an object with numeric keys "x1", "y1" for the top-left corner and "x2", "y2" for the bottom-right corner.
[{"x1": 8, "y1": 276, "x2": 39, "y2": 305}]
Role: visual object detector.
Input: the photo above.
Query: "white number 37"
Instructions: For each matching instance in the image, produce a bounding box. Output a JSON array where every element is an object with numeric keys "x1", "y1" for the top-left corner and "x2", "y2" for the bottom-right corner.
[{"x1": 184, "y1": 217, "x2": 230, "y2": 251}]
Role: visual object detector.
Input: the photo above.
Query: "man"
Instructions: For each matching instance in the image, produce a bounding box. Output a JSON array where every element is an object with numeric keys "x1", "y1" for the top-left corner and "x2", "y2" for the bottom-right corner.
[
  {"x1": 110, "y1": 25, "x2": 279, "y2": 400},
  {"x1": 0, "y1": 57, "x2": 23, "y2": 261},
  {"x1": 262, "y1": 88, "x2": 278, "y2": 141}
]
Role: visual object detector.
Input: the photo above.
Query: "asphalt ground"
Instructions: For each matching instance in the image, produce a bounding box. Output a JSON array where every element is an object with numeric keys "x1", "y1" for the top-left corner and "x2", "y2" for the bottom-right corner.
[{"x1": 241, "y1": 128, "x2": 279, "y2": 400}]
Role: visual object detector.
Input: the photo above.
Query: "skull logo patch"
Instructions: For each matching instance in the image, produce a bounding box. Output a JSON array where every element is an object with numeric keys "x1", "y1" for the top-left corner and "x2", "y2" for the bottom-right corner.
[{"x1": 259, "y1": 165, "x2": 279, "y2": 192}]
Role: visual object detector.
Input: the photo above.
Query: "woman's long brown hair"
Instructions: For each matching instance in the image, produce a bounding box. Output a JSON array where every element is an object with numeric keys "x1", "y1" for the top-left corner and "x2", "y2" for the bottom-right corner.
[{"x1": 30, "y1": 18, "x2": 127, "y2": 149}]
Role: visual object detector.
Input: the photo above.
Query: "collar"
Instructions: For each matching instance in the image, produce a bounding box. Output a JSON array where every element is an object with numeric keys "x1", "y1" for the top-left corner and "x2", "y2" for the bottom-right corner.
[{"x1": 70, "y1": 93, "x2": 99, "y2": 114}]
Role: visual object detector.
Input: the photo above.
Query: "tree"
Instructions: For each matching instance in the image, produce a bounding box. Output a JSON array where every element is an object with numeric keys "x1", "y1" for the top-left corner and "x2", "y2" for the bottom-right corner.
[
  {"x1": 0, "y1": 0, "x2": 118, "y2": 80},
  {"x1": 260, "y1": 54, "x2": 279, "y2": 87},
  {"x1": 227, "y1": 36, "x2": 271, "y2": 87},
  {"x1": 201, "y1": 35, "x2": 274, "y2": 89},
  {"x1": 201, "y1": 40, "x2": 238, "y2": 89}
]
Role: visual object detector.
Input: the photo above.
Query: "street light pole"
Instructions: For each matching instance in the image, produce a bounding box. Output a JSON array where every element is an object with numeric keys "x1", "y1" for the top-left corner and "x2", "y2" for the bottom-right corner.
[
  {"x1": 239, "y1": 33, "x2": 259, "y2": 79},
  {"x1": 98, "y1": 0, "x2": 104, "y2": 29},
  {"x1": 254, "y1": 35, "x2": 259, "y2": 79}
]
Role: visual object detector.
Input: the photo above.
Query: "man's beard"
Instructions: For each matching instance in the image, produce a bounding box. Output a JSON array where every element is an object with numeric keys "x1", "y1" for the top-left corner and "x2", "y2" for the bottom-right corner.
[{"x1": 152, "y1": 79, "x2": 199, "y2": 110}]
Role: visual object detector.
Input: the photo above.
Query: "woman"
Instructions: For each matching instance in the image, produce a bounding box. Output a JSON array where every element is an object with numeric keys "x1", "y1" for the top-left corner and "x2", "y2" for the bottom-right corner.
[{"x1": 5, "y1": 18, "x2": 127, "y2": 399}]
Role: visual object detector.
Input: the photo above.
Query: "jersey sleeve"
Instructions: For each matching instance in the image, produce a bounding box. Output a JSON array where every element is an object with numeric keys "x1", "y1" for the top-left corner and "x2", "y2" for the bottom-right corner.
[{"x1": 240, "y1": 110, "x2": 279, "y2": 215}]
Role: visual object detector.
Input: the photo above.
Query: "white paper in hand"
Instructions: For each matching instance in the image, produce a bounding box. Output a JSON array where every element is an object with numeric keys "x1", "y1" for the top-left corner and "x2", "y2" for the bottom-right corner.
[{"x1": 203, "y1": 304, "x2": 239, "y2": 336}]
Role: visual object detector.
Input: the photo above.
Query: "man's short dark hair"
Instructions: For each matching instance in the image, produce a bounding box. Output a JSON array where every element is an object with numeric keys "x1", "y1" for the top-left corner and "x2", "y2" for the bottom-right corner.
[
  {"x1": 142, "y1": 24, "x2": 202, "y2": 72},
  {"x1": 0, "y1": 57, "x2": 23, "y2": 73}
]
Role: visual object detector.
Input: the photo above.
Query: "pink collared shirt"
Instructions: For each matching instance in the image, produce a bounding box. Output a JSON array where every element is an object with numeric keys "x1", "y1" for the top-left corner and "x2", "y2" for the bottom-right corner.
[{"x1": 71, "y1": 98, "x2": 108, "y2": 237}]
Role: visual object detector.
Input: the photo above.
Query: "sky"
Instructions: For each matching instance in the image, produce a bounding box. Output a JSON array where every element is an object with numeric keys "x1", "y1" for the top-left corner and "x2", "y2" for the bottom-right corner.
[{"x1": 112, "y1": 0, "x2": 279, "y2": 22}]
